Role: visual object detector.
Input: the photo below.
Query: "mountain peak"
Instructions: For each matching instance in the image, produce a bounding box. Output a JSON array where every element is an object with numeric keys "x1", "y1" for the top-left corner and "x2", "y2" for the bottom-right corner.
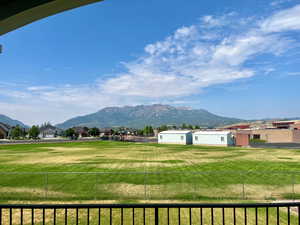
[
  {"x1": 0, "y1": 114, "x2": 28, "y2": 127},
  {"x1": 56, "y1": 104, "x2": 243, "y2": 129}
]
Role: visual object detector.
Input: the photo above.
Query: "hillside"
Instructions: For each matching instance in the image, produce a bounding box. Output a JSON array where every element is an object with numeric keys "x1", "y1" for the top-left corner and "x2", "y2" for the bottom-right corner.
[
  {"x1": 0, "y1": 114, "x2": 28, "y2": 127},
  {"x1": 56, "y1": 104, "x2": 243, "y2": 129}
]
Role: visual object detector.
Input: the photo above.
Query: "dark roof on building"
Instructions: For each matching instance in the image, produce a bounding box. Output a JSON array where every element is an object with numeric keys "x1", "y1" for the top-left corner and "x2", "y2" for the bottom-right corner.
[{"x1": 273, "y1": 121, "x2": 296, "y2": 125}]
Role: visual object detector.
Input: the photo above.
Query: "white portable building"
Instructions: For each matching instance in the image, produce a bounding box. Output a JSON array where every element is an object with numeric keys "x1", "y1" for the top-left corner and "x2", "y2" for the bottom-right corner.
[
  {"x1": 193, "y1": 131, "x2": 235, "y2": 146},
  {"x1": 158, "y1": 130, "x2": 193, "y2": 145}
]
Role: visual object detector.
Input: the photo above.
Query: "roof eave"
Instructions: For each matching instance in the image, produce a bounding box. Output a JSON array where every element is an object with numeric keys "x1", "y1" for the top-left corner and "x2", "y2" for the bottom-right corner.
[{"x1": 0, "y1": 0, "x2": 103, "y2": 36}]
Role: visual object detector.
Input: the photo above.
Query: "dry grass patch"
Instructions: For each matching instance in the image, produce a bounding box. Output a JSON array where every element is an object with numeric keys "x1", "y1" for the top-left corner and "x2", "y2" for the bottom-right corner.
[
  {"x1": 10, "y1": 154, "x2": 95, "y2": 164},
  {"x1": 103, "y1": 183, "x2": 181, "y2": 199},
  {"x1": 238, "y1": 149, "x2": 300, "y2": 162},
  {"x1": 40, "y1": 147, "x2": 96, "y2": 152},
  {"x1": 0, "y1": 187, "x2": 72, "y2": 197},
  {"x1": 93, "y1": 162, "x2": 183, "y2": 169}
]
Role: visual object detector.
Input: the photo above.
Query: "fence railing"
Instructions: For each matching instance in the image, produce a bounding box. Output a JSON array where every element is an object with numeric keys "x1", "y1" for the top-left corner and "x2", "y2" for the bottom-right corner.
[
  {"x1": 1, "y1": 171, "x2": 300, "y2": 201},
  {"x1": 0, "y1": 202, "x2": 300, "y2": 225}
]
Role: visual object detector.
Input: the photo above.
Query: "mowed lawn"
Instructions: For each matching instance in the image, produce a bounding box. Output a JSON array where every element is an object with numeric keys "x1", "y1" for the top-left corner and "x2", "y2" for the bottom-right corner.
[{"x1": 0, "y1": 141, "x2": 300, "y2": 202}]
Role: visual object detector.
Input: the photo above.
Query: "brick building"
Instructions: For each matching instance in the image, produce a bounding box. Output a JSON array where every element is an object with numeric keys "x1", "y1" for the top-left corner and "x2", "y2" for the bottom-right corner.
[{"x1": 250, "y1": 129, "x2": 300, "y2": 143}]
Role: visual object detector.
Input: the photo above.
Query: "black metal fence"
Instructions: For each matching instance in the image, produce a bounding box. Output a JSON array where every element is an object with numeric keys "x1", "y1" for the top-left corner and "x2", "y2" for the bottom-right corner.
[{"x1": 0, "y1": 202, "x2": 300, "y2": 225}]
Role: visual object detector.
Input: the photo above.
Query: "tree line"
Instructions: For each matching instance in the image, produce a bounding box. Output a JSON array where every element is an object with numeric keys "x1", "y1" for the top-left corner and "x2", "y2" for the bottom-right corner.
[{"x1": 8, "y1": 123, "x2": 201, "y2": 139}]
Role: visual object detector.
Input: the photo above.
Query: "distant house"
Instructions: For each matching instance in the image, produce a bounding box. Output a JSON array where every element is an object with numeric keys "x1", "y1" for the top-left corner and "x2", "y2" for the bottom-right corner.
[
  {"x1": 0, "y1": 122, "x2": 10, "y2": 139},
  {"x1": 193, "y1": 131, "x2": 235, "y2": 146},
  {"x1": 73, "y1": 127, "x2": 90, "y2": 138},
  {"x1": 99, "y1": 128, "x2": 113, "y2": 136},
  {"x1": 158, "y1": 130, "x2": 193, "y2": 145},
  {"x1": 39, "y1": 124, "x2": 61, "y2": 139}
]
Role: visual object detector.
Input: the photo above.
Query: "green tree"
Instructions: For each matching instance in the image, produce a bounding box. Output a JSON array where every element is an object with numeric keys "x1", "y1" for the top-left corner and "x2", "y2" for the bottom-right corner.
[
  {"x1": 142, "y1": 126, "x2": 148, "y2": 136},
  {"x1": 89, "y1": 127, "x2": 100, "y2": 137},
  {"x1": 143, "y1": 125, "x2": 154, "y2": 136},
  {"x1": 65, "y1": 128, "x2": 77, "y2": 139},
  {"x1": 10, "y1": 125, "x2": 24, "y2": 140},
  {"x1": 148, "y1": 126, "x2": 154, "y2": 136},
  {"x1": 194, "y1": 125, "x2": 200, "y2": 129},
  {"x1": 158, "y1": 125, "x2": 168, "y2": 132},
  {"x1": 28, "y1": 125, "x2": 40, "y2": 139},
  {"x1": 136, "y1": 129, "x2": 143, "y2": 136},
  {"x1": 188, "y1": 124, "x2": 194, "y2": 130},
  {"x1": 181, "y1": 123, "x2": 187, "y2": 129}
]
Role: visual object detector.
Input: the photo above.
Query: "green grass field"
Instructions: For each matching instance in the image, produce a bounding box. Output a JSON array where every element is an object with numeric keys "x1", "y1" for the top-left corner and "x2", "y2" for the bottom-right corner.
[
  {"x1": 0, "y1": 141, "x2": 300, "y2": 203},
  {"x1": 1, "y1": 141, "x2": 300, "y2": 224}
]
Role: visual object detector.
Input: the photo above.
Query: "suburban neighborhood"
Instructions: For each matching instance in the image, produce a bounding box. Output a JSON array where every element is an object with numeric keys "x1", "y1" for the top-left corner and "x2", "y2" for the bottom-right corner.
[{"x1": 1, "y1": 115, "x2": 300, "y2": 147}]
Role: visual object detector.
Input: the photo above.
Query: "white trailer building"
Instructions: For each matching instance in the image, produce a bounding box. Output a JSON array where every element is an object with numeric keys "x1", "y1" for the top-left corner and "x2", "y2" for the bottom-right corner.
[
  {"x1": 158, "y1": 130, "x2": 193, "y2": 145},
  {"x1": 193, "y1": 131, "x2": 235, "y2": 146}
]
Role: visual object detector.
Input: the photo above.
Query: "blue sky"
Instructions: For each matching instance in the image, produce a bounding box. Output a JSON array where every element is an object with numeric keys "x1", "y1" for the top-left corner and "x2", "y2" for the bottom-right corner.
[{"x1": 1, "y1": 0, "x2": 300, "y2": 125}]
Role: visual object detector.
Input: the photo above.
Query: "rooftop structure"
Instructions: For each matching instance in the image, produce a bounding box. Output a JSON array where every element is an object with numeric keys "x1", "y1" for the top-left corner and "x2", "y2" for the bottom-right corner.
[
  {"x1": 272, "y1": 120, "x2": 300, "y2": 129},
  {"x1": 159, "y1": 130, "x2": 193, "y2": 134},
  {"x1": 223, "y1": 124, "x2": 251, "y2": 130}
]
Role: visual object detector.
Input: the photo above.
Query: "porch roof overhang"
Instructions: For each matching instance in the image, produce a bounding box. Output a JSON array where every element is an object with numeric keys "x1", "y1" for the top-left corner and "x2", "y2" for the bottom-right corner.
[{"x1": 0, "y1": 0, "x2": 103, "y2": 36}]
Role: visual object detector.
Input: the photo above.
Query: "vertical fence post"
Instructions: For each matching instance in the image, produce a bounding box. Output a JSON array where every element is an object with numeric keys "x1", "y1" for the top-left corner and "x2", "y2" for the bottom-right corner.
[
  {"x1": 242, "y1": 183, "x2": 245, "y2": 200},
  {"x1": 45, "y1": 172, "x2": 48, "y2": 200},
  {"x1": 193, "y1": 173, "x2": 197, "y2": 201},
  {"x1": 292, "y1": 173, "x2": 295, "y2": 200},
  {"x1": 144, "y1": 171, "x2": 147, "y2": 201},
  {"x1": 241, "y1": 172, "x2": 245, "y2": 200},
  {"x1": 143, "y1": 150, "x2": 147, "y2": 201},
  {"x1": 155, "y1": 207, "x2": 159, "y2": 225},
  {"x1": 95, "y1": 173, "x2": 98, "y2": 200}
]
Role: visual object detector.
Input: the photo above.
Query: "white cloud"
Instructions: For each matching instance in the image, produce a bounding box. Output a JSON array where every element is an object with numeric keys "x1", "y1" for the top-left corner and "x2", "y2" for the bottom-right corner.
[
  {"x1": 270, "y1": 0, "x2": 294, "y2": 7},
  {"x1": 287, "y1": 71, "x2": 300, "y2": 76},
  {"x1": 200, "y1": 13, "x2": 238, "y2": 28},
  {"x1": 100, "y1": 5, "x2": 300, "y2": 98},
  {"x1": 27, "y1": 86, "x2": 54, "y2": 91},
  {"x1": 263, "y1": 67, "x2": 276, "y2": 74},
  {"x1": 201, "y1": 15, "x2": 223, "y2": 27},
  {"x1": 261, "y1": 4, "x2": 300, "y2": 32},
  {"x1": 212, "y1": 32, "x2": 292, "y2": 66}
]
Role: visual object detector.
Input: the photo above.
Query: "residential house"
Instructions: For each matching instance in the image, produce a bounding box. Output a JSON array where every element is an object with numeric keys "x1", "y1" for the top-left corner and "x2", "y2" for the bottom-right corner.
[{"x1": 39, "y1": 124, "x2": 61, "y2": 139}]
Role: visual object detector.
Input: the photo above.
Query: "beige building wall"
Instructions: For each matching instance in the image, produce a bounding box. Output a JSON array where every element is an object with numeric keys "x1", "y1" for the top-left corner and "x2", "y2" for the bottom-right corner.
[
  {"x1": 293, "y1": 130, "x2": 300, "y2": 143},
  {"x1": 251, "y1": 129, "x2": 295, "y2": 143}
]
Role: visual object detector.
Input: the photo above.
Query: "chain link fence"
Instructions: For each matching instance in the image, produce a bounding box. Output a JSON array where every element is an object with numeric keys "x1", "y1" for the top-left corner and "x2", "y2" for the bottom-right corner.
[{"x1": 0, "y1": 172, "x2": 299, "y2": 201}]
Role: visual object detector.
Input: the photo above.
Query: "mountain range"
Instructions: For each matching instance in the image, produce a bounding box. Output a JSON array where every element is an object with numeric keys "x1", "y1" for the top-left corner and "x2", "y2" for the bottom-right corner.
[
  {"x1": 56, "y1": 104, "x2": 244, "y2": 129},
  {"x1": 2, "y1": 105, "x2": 299, "y2": 129},
  {"x1": 0, "y1": 114, "x2": 28, "y2": 127}
]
